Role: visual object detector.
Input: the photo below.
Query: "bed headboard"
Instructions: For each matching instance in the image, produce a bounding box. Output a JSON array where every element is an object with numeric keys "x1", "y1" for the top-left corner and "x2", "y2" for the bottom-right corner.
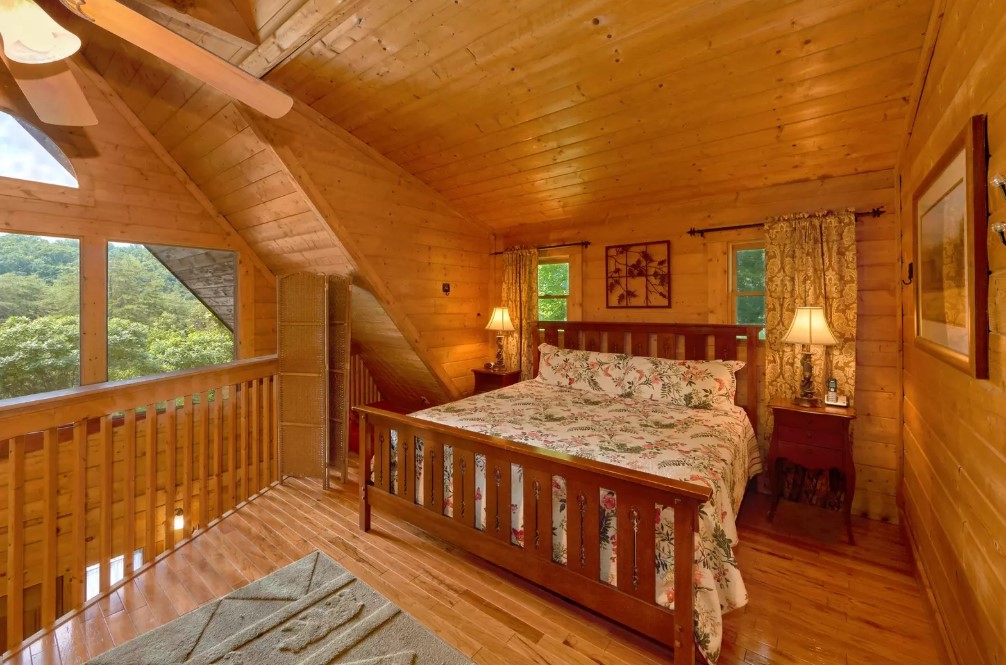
[{"x1": 533, "y1": 322, "x2": 762, "y2": 433}]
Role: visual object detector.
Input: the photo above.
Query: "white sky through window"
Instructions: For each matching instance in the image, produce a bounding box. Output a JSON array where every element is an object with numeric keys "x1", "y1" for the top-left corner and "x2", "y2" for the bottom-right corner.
[{"x1": 0, "y1": 111, "x2": 78, "y2": 188}]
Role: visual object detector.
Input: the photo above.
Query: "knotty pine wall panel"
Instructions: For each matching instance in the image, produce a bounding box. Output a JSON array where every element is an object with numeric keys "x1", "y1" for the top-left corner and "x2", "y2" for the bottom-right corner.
[
  {"x1": 899, "y1": 1, "x2": 1006, "y2": 663},
  {"x1": 498, "y1": 170, "x2": 901, "y2": 522}
]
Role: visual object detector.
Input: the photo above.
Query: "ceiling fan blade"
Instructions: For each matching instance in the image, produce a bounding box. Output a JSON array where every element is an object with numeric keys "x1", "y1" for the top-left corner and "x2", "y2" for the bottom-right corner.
[
  {"x1": 60, "y1": 0, "x2": 292, "y2": 119},
  {"x1": 0, "y1": 52, "x2": 98, "y2": 126}
]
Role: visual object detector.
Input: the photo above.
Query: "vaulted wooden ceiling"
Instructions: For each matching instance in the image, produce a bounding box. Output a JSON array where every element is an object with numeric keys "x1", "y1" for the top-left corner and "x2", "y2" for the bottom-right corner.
[{"x1": 266, "y1": 0, "x2": 934, "y2": 231}]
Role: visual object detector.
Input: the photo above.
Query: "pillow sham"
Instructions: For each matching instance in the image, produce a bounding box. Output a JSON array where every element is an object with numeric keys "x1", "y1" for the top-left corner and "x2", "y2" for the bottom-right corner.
[
  {"x1": 623, "y1": 356, "x2": 744, "y2": 410},
  {"x1": 536, "y1": 343, "x2": 631, "y2": 397}
]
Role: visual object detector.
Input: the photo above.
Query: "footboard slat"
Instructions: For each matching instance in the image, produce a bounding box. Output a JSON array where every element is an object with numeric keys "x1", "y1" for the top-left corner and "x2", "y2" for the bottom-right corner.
[
  {"x1": 356, "y1": 406, "x2": 711, "y2": 665},
  {"x1": 566, "y1": 478, "x2": 601, "y2": 581},
  {"x1": 616, "y1": 489, "x2": 657, "y2": 603},
  {"x1": 523, "y1": 467, "x2": 553, "y2": 560}
]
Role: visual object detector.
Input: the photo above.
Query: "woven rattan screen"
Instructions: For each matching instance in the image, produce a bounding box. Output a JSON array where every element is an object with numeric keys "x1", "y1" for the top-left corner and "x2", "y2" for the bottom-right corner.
[
  {"x1": 278, "y1": 273, "x2": 328, "y2": 484},
  {"x1": 327, "y1": 275, "x2": 351, "y2": 483}
]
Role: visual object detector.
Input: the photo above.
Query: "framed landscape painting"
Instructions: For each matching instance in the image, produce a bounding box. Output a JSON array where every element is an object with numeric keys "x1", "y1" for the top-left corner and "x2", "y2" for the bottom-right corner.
[
  {"x1": 913, "y1": 114, "x2": 989, "y2": 378},
  {"x1": 605, "y1": 241, "x2": 670, "y2": 308}
]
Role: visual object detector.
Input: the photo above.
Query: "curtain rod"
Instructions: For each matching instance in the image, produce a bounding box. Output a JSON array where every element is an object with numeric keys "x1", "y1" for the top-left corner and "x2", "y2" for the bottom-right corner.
[
  {"x1": 685, "y1": 207, "x2": 886, "y2": 238},
  {"x1": 490, "y1": 240, "x2": 591, "y2": 256}
]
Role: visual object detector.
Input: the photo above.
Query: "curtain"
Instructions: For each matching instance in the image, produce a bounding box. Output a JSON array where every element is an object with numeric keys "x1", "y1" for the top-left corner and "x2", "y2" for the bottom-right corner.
[
  {"x1": 501, "y1": 247, "x2": 538, "y2": 380},
  {"x1": 762, "y1": 210, "x2": 858, "y2": 508}
]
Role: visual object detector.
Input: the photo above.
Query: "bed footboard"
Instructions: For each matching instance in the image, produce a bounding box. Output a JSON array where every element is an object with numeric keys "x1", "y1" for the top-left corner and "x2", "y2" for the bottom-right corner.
[{"x1": 355, "y1": 406, "x2": 712, "y2": 665}]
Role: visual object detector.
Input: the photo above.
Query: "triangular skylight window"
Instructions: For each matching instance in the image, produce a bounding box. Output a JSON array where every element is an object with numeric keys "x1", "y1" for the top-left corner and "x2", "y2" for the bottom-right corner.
[{"x1": 0, "y1": 110, "x2": 78, "y2": 188}]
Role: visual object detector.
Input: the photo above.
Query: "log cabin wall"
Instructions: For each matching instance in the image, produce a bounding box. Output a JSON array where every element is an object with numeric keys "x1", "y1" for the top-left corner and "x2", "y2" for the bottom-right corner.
[
  {"x1": 498, "y1": 170, "x2": 901, "y2": 522},
  {"x1": 898, "y1": 1, "x2": 1006, "y2": 663},
  {"x1": 0, "y1": 59, "x2": 276, "y2": 362}
]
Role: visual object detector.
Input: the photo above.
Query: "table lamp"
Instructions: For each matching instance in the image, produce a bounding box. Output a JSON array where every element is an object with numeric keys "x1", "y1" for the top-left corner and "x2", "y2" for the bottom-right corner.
[
  {"x1": 485, "y1": 306, "x2": 515, "y2": 370},
  {"x1": 782, "y1": 306, "x2": 837, "y2": 407}
]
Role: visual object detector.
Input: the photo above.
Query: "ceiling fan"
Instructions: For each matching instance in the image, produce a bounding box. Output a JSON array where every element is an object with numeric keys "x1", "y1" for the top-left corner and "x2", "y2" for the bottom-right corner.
[{"x1": 0, "y1": 0, "x2": 293, "y2": 127}]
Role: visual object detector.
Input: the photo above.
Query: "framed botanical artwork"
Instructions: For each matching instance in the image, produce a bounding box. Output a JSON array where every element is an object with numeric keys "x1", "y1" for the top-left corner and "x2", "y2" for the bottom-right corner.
[
  {"x1": 912, "y1": 114, "x2": 989, "y2": 378},
  {"x1": 605, "y1": 241, "x2": 670, "y2": 308}
]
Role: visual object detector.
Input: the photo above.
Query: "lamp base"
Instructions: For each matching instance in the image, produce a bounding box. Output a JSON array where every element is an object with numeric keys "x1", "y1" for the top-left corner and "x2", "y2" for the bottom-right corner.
[
  {"x1": 791, "y1": 395, "x2": 823, "y2": 408},
  {"x1": 493, "y1": 333, "x2": 505, "y2": 370}
]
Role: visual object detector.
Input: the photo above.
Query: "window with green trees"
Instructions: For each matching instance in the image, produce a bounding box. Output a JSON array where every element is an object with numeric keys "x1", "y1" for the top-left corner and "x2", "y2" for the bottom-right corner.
[
  {"x1": 0, "y1": 233, "x2": 236, "y2": 401},
  {"x1": 732, "y1": 245, "x2": 766, "y2": 335},
  {"x1": 0, "y1": 233, "x2": 80, "y2": 398},
  {"x1": 538, "y1": 260, "x2": 570, "y2": 321},
  {"x1": 106, "y1": 243, "x2": 234, "y2": 382}
]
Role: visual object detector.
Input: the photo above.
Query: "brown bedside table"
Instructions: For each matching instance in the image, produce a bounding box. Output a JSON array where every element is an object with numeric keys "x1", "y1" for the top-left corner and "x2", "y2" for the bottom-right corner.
[
  {"x1": 472, "y1": 368, "x2": 520, "y2": 394},
  {"x1": 767, "y1": 397, "x2": 857, "y2": 543}
]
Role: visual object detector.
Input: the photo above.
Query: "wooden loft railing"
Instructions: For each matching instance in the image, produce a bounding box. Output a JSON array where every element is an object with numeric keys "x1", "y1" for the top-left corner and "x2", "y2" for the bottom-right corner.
[{"x1": 0, "y1": 356, "x2": 279, "y2": 655}]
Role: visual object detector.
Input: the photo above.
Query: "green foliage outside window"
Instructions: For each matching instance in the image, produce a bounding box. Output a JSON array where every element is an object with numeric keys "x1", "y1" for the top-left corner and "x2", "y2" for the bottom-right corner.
[
  {"x1": 538, "y1": 261, "x2": 569, "y2": 321},
  {"x1": 0, "y1": 233, "x2": 234, "y2": 400},
  {"x1": 734, "y1": 247, "x2": 766, "y2": 338}
]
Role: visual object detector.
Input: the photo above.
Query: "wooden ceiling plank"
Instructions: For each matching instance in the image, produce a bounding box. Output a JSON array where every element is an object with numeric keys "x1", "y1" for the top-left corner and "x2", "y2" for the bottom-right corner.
[
  {"x1": 169, "y1": 103, "x2": 252, "y2": 167},
  {"x1": 383, "y1": 10, "x2": 929, "y2": 170},
  {"x1": 344, "y1": 0, "x2": 905, "y2": 153},
  {"x1": 187, "y1": 126, "x2": 268, "y2": 184},
  {"x1": 120, "y1": 0, "x2": 259, "y2": 50},
  {"x1": 199, "y1": 148, "x2": 281, "y2": 200},
  {"x1": 440, "y1": 97, "x2": 910, "y2": 202}
]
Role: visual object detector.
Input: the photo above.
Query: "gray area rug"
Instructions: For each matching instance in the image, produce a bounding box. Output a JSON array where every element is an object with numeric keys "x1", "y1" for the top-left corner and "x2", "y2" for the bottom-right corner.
[{"x1": 87, "y1": 551, "x2": 474, "y2": 664}]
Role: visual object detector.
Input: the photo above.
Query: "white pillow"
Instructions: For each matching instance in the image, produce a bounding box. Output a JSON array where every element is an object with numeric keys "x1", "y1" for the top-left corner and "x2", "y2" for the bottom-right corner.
[
  {"x1": 623, "y1": 356, "x2": 745, "y2": 409},
  {"x1": 536, "y1": 343, "x2": 632, "y2": 397}
]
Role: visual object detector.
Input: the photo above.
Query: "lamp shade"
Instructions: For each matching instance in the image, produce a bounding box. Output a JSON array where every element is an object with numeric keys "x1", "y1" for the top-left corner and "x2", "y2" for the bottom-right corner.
[
  {"x1": 485, "y1": 306, "x2": 515, "y2": 332},
  {"x1": 0, "y1": 0, "x2": 81, "y2": 65},
  {"x1": 782, "y1": 306, "x2": 838, "y2": 346}
]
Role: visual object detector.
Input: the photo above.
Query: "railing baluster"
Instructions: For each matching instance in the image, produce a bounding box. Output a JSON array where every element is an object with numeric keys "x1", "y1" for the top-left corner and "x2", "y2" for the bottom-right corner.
[
  {"x1": 99, "y1": 415, "x2": 113, "y2": 592},
  {"x1": 7, "y1": 435, "x2": 25, "y2": 647},
  {"x1": 145, "y1": 404, "x2": 157, "y2": 564},
  {"x1": 251, "y1": 379, "x2": 260, "y2": 494},
  {"x1": 42, "y1": 427, "x2": 58, "y2": 627},
  {"x1": 71, "y1": 421, "x2": 87, "y2": 607},
  {"x1": 165, "y1": 403, "x2": 177, "y2": 551},
  {"x1": 199, "y1": 391, "x2": 210, "y2": 530},
  {"x1": 228, "y1": 383, "x2": 238, "y2": 510},
  {"x1": 124, "y1": 409, "x2": 137, "y2": 576},
  {"x1": 239, "y1": 382, "x2": 249, "y2": 503},
  {"x1": 182, "y1": 395, "x2": 194, "y2": 540},
  {"x1": 261, "y1": 376, "x2": 271, "y2": 487},
  {"x1": 214, "y1": 389, "x2": 224, "y2": 521},
  {"x1": 271, "y1": 375, "x2": 280, "y2": 483}
]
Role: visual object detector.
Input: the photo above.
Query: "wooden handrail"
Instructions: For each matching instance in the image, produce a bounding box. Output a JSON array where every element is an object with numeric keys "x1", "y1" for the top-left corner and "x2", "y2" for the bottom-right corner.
[
  {"x1": 355, "y1": 406, "x2": 713, "y2": 502},
  {"x1": 0, "y1": 356, "x2": 278, "y2": 439},
  {"x1": 0, "y1": 356, "x2": 280, "y2": 655}
]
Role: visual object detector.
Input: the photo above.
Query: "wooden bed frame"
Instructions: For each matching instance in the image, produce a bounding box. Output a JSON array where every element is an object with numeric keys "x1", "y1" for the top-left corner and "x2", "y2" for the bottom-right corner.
[{"x1": 355, "y1": 322, "x2": 760, "y2": 665}]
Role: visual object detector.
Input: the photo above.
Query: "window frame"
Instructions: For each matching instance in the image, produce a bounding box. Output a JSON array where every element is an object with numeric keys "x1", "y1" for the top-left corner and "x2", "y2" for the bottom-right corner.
[
  {"x1": 537, "y1": 255, "x2": 571, "y2": 322},
  {"x1": 729, "y1": 241, "x2": 766, "y2": 328}
]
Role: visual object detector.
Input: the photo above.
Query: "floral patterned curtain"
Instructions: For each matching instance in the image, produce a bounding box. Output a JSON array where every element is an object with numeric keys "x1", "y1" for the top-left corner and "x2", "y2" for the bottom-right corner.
[
  {"x1": 762, "y1": 210, "x2": 858, "y2": 507},
  {"x1": 501, "y1": 248, "x2": 539, "y2": 380}
]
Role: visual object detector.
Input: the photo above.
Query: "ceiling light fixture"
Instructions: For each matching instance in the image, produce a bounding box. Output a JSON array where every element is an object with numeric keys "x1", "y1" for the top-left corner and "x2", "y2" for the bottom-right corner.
[{"x1": 0, "y1": 0, "x2": 81, "y2": 64}]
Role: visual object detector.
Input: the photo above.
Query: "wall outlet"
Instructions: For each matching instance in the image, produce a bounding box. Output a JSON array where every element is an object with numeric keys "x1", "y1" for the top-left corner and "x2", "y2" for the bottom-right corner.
[{"x1": 442, "y1": 282, "x2": 450, "y2": 296}]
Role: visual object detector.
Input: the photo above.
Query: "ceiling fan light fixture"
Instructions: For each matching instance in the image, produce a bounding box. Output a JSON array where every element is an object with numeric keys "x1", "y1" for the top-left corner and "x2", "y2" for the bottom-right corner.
[{"x1": 0, "y1": 0, "x2": 81, "y2": 64}]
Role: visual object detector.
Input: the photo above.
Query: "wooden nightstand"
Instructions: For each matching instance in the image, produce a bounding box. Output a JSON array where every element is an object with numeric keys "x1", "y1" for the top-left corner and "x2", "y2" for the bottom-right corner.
[
  {"x1": 472, "y1": 368, "x2": 520, "y2": 394},
  {"x1": 767, "y1": 397, "x2": 857, "y2": 543}
]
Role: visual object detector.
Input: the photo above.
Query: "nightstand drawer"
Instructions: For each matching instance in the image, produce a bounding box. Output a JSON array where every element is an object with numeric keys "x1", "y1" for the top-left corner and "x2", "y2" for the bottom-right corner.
[
  {"x1": 774, "y1": 440, "x2": 843, "y2": 470},
  {"x1": 774, "y1": 424, "x2": 847, "y2": 451},
  {"x1": 773, "y1": 409, "x2": 847, "y2": 433}
]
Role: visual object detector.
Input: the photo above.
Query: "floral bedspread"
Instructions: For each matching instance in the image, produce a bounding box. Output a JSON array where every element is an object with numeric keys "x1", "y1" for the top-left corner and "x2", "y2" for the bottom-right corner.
[{"x1": 404, "y1": 378, "x2": 760, "y2": 663}]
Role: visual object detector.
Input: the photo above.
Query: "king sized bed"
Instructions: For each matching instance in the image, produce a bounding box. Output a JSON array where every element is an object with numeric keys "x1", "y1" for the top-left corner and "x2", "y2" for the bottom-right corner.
[{"x1": 355, "y1": 322, "x2": 762, "y2": 665}]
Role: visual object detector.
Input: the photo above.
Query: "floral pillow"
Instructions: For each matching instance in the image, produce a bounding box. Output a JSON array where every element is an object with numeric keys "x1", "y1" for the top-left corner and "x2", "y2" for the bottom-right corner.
[
  {"x1": 623, "y1": 356, "x2": 745, "y2": 409},
  {"x1": 536, "y1": 343, "x2": 632, "y2": 397}
]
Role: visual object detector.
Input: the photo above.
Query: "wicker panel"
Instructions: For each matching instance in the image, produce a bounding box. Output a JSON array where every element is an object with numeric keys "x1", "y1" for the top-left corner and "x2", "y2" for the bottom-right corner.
[
  {"x1": 327, "y1": 275, "x2": 351, "y2": 483},
  {"x1": 278, "y1": 274, "x2": 327, "y2": 482}
]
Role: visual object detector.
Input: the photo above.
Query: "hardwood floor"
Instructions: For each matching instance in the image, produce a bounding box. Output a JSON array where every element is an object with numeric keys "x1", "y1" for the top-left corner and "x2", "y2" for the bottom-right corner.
[{"x1": 10, "y1": 475, "x2": 949, "y2": 665}]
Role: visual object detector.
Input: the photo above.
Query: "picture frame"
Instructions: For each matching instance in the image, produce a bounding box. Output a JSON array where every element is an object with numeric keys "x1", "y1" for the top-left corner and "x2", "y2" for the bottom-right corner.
[
  {"x1": 605, "y1": 240, "x2": 670, "y2": 308},
  {"x1": 912, "y1": 114, "x2": 989, "y2": 379}
]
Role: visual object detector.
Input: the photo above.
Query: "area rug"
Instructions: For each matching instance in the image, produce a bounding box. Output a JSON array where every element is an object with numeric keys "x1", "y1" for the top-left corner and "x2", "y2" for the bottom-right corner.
[{"x1": 87, "y1": 551, "x2": 474, "y2": 664}]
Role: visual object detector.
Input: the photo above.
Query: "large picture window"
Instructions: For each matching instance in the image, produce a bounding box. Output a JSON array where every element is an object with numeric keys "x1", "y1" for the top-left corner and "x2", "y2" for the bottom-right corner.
[
  {"x1": 0, "y1": 232, "x2": 80, "y2": 399},
  {"x1": 107, "y1": 243, "x2": 236, "y2": 381}
]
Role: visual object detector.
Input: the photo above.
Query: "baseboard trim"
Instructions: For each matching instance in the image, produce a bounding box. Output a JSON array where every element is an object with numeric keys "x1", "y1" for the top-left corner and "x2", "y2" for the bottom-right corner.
[{"x1": 900, "y1": 507, "x2": 958, "y2": 665}]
